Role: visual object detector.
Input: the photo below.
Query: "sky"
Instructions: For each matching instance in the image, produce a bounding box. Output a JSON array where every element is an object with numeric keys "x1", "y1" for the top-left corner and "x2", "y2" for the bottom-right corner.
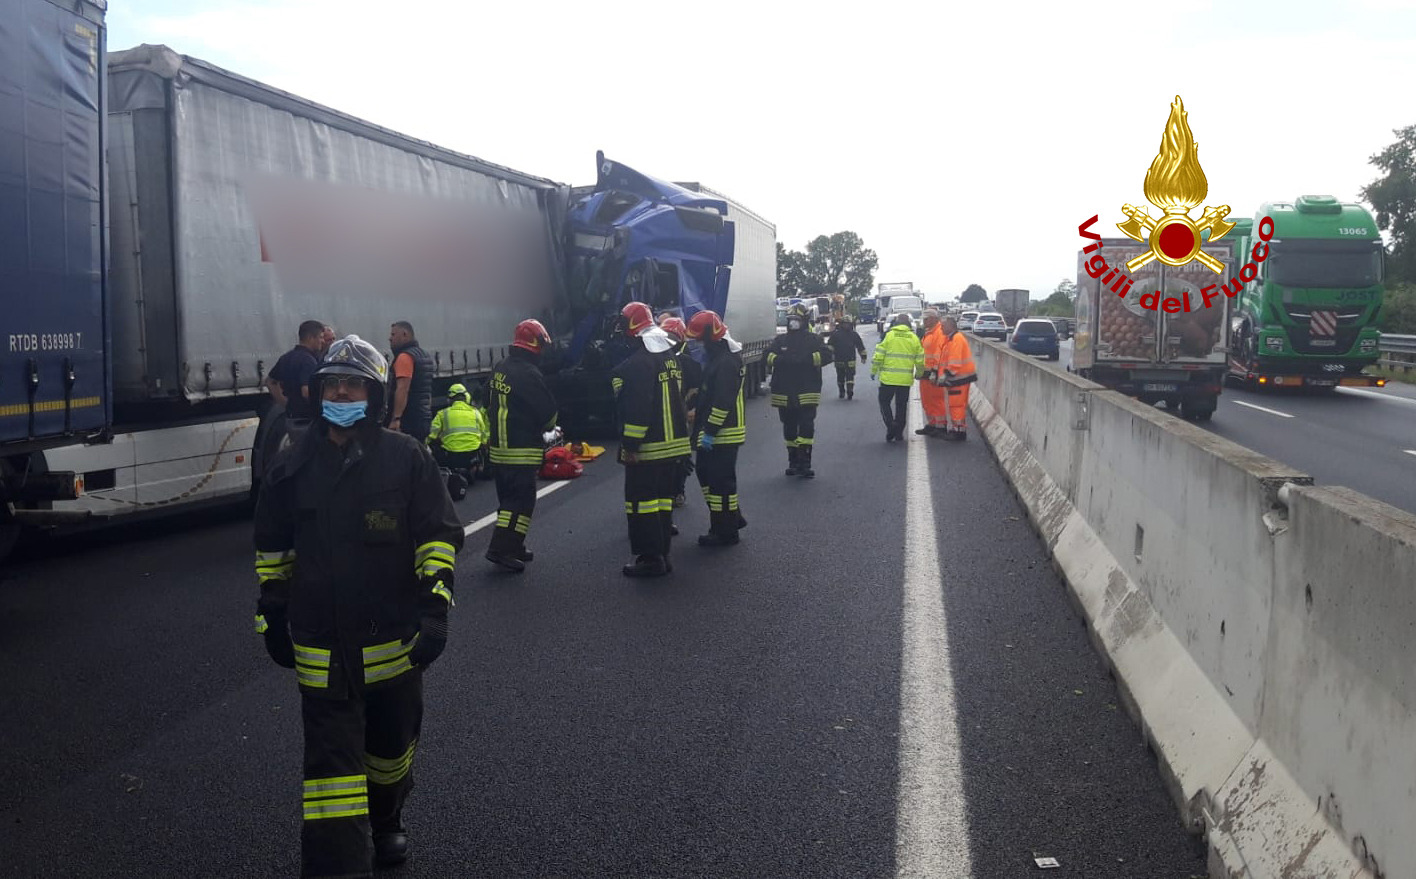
[{"x1": 106, "y1": 0, "x2": 1416, "y2": 304}]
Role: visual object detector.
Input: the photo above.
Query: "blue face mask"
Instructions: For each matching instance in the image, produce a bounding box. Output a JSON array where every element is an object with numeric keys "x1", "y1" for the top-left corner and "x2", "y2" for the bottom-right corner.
[{"x1": 322, "y1": 400, "x2": 368, "y2": 428}]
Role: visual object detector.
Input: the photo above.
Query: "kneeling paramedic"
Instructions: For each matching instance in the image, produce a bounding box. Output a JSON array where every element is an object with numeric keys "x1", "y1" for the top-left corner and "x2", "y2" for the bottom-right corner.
[
  {"x1": 253, "y1": 335, "x2": 464, "y2": 877},
  {"x1": 613, "y1": 301, "x2": 691, "y2": 577},
  {"x1": 427, "y1": 382, "x2": 489, "y2": 478}
]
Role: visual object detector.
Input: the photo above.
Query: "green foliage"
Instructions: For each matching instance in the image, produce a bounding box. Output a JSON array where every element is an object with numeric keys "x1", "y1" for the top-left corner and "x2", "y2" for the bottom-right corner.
[
  {"x1": 1030, "y1": 279, "x2": 1076, "y2": 317},
  {"x1": 779, "y1": 231, "x2": 879, "y2": 300},
  {"x1": 1361, "y1": 125, "x2": 1416, "y2": 283},
  {"x1": 960, "y1": 284, "x2": 987, "y2": 303},
  {"x1": 1379, "y1": 283, "x2": 1416, "y2": 333}
]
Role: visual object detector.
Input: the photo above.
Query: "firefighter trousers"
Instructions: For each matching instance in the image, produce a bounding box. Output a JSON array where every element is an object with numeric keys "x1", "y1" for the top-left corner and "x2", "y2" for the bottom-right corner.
[
  {"x1": 834, "y1": 361, "x2": 857, "y2": 394},
  {"x1": 696, "y1": 444, "x2": 742, "y2": 536},
  {"x1": 777, "y1": 405, "x2": 817, "y2": 449},
  {"x1": 624, "y1": 460, "x2": 677, "y2": 558},
  {"x1": 489, "y1": 463, "x2": 537, "y2": 556},
  {"x1": 300, "y1": 673, "x2": 423, "y2": 878}
]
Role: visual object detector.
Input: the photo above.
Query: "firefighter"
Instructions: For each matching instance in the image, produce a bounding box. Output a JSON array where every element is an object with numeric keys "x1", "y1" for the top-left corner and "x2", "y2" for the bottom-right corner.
[
  {"x1": 253, "y1": 335, "x2": 464, "y2": 877},
  {"x1": 659, "y1": 314, "x2": 702, "y2": 510},
  {"x1": 826, "y1": 316, "x2": 867, "y2": 399},
  {"x1": 930, "y1": 316, "x2": 977, "y2": 441},
  {"x1": 427, "y1": 382, "x2": 489, "y2": 479},
  {"x1": 485, "y1": 320, "x2": 559, "y2": 572},
  {"x1": 386, "y1": 321, "x2": 434, "y2": 443},
  {"x1": 872, "y1": 313, "x2": 926, "y2": 442},
  {"x1": 613, "y1": 301, "x2": 691, "y2": 577},
  {"x1": 686, "y1": 309, "x2": 747, "y2": 546},
  {"x1": 917, "y1": 309, "x2": 950, "y2": 436},
  {"x1": 766, "y1": 303, "x2": 833, "y2": 477}
]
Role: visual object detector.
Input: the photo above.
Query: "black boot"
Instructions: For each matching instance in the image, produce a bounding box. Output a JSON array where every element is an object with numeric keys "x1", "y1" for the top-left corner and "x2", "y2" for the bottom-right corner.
[
  {"x1": 374, "y1": 829, "x2": 409, "y2": 867},
  {"x1": 847, "y1": 384, "x2": 854, "y2": 400},
  {"x1": 698, "y1": 511, "x2": 741, "y2": 547},
  {"x1": 785, "y1": 446, "x2": 798, "y2": 477},
  {"x1": 838, "y1": 384, "x2": 845, "y2": 399},
  {"x1": 486, "y1": 550, "x2": 525, "y2": 573},
  {"x1": 622, "y1": 555, "x2": 670, "y2": 577},
  {"x1": 797, "y1": 446, "x2": 815, "y2": 478},
  {"x1": 517, "y1": 548, "x2": 535, "y2": 562}
]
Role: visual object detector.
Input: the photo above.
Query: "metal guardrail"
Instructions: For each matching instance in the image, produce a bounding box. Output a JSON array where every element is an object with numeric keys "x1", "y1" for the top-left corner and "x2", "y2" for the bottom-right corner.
[{"x1": 1380, "y1": 333, "x2": 1416, "y2": 373}]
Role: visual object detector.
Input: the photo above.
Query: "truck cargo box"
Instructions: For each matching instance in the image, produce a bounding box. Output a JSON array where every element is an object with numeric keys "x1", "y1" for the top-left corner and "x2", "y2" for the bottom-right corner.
[
  {"x1": 1, "y1": 0, "x2": 108, "y2": 447},
  {"x1": 106, "y1": 44, "x2": 566, "y2": 408},
  {"x1": 676, "y1": 181, "x2": 777, "y2": 352}
]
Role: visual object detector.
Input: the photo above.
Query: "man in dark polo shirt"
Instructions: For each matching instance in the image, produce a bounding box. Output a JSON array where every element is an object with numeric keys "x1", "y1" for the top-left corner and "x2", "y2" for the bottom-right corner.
[{"x1": 268, "y1": 320, "x2": 328, "y2": 421}]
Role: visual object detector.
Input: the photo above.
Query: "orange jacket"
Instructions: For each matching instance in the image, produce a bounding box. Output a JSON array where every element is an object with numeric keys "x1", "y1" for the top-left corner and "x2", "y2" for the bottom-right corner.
[
  {"x1": 922, "y1": 324, "x2": 947, "y2": 374},
  {"x1": 940, "y1": 330, "x2": 976, "y2": 383}
]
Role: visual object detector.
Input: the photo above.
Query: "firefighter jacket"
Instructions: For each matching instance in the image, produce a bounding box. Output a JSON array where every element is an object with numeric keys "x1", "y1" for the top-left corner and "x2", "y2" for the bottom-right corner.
[
  {"x1": 922, "y1": 324, "x2": 947, "y2": 377},
  {"x1": 487, "y1": 349, "x2": 558, "y2": 467},
  {"x1": 387, "y1": 342, "x2": 434, "y2": 430},
  {"x1": 766, "y1": 329, "x2": 833, "y2": 407},
  {"x1": 253, "y1": 423, "x2": 464, "y2": 699},
  {"x1": 826, "y1": 327, "x2": 866, "y2": 363},
  {"x1": 872, "y1": 324, "x2": 926, "y2": 386},
  {"x1": 693, "y1": 344, "x2": 746, "y2": 446},
  {"x1": 612, "y1": 345, "x2": 691, "y2": 462},
  {"x1": 428, "y1": 400, "x2": 488, "y2": 453},
  {"x1": 939, "y1": 330, "x2": 977, "y2": 385},
  {"x1": 675, "y1": 342, "x2": 704, "y2": 414}
]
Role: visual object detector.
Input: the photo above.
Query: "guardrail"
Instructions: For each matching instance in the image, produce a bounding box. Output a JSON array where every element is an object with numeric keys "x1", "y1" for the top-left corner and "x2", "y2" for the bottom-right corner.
[{"x1": 1380, "y1": 333, "x2": 1416, "y2": 373}]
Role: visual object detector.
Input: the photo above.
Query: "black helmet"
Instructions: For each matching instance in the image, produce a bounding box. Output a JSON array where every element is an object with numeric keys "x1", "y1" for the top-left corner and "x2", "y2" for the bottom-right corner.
[
  {"x1": 786, "y1": 303, "x2": 810, "y2": 332},
  {"x1": 309, "y1": 335, "x2": 389, "y2": 424}
]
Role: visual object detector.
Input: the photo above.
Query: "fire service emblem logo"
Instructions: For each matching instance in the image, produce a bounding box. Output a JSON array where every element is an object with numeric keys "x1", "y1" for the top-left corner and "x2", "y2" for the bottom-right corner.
[{"x1": 1115, "y1": 96, "x2": 1233, "y2": 274}]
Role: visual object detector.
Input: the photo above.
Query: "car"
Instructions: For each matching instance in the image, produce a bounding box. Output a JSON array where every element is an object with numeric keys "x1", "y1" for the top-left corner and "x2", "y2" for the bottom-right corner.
[
  {"x1": 972, "y1": 312, "x2": 1009, "y2": 341},
  {"x1": 958, "y1": 310, "x2": 979, "y2": 331},
  {"x1": 1009, "y1": 318, "x2": 1060, "y2": 360}
]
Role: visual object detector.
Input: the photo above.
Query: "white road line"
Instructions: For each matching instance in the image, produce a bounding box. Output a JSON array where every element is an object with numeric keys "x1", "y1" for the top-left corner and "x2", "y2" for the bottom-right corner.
[
  {"x1": 1338, "y1": 387, "x2": 1416, "y2": 408},
  {"x1": 1233, "y1": 400, "x2": 1295, "y2": 419},
  {"x1": 462, "y1": 479, "x2": 572, "y2": 536},
  {"x1": 895, "y1": 395, "x2": 974, "y2": 877},
  {"x1": 1405, "y1": 450, "x2": 1416, "y2": 458}
]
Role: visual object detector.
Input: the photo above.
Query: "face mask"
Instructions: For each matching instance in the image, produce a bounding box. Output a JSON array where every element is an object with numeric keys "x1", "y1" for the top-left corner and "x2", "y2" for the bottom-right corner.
[{"x1": 322, "y1": 400, "x2": 368, "y2": 428}]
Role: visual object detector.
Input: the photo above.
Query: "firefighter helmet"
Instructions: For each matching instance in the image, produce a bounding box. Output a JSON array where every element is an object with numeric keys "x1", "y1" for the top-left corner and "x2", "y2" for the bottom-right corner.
[
  {"x1": 512, "y1": 319, "x2": 552, "y2": 353},
  {"x1": 659, "y1": 315, "x2": 687, "y2": 341},
  {"x1": 786, "y1": 303, "x2": 810, "y2": 332},
  {"x1": 619, "y1": 301, "x2": 655, "y2": 337},
  {"x1": 310, "y1": 335, "x2": 388, "y2": 423},
  {"x1": 686, "y1": 310, "x2": 728, "y2": 342},
  {"x1": 447, "y1": 382, "x2": 469, "y2": 402}
]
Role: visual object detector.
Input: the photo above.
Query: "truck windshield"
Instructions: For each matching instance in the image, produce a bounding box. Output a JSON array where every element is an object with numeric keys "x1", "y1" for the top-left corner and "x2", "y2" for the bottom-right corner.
[
  {"x1": 776, "y1": 309, "x2": 788, "y2": 327},
  {"x1": 1269, "y1": 243, "x2": 1382, "y2": 289},
  {"x1": 892, "y1": 296, "x2": 923, "y2": 312}
]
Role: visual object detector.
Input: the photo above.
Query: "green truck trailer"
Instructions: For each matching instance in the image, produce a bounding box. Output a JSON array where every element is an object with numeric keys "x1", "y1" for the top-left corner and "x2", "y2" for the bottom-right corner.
[{"x1": 1226, "y1": 195, "x2": 1388, "y2": 390}]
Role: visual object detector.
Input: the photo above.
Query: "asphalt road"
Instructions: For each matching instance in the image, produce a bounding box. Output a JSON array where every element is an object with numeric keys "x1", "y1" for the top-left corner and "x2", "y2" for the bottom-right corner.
[
  {"x1": 1054, "y1": 338, "x2": 1416, "y2": 515},
  {"x1": 0, "y1": 381, "x2": 1205, "y2": 878}
]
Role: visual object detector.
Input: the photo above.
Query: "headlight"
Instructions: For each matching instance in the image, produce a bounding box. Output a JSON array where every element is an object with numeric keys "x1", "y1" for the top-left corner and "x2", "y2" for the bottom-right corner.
[
  {"x1": 1360, "y1": 338, "x2": 1377, "y2": 352},
  {"x1": 1265, "y1": 336, "x2": 1284, "y2": 352}
]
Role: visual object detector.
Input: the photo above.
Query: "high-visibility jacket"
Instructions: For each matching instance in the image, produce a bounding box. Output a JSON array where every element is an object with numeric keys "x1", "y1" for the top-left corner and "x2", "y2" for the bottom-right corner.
[
  {"x1": 922, "y1": 324, "x2": 947, "y2": 375},
  {"x1": 428, "y1": 400, "x2": 488, "y2": 453},
  {"x1": 940, "y1": 330, "x2": 977, "y2": 384},
  {"x1": 612, "y1": 346, "x2": 691, "y2": 462},
  {"x1": 872, "y1": 325, "x2": 926, "y2": 386},
  {"x1": 488, "y1": 349, "x2": 558, "y2": 467}
]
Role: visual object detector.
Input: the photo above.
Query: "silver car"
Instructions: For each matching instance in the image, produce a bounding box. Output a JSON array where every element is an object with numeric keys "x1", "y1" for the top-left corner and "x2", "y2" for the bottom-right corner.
[{"x1": 971, "y1": 312, "x2": 1009, "y2": 341}]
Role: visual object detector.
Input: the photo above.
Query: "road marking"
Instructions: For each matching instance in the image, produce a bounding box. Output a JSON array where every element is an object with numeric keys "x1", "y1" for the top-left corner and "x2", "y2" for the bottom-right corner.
[
  {"x1": 462, "y1": 479, "x2": 571, "y2": 536},
  {"x1": 1405, "y1": 450, "x2": 1416, "y2": 458},
  {"x1": 895, "y1": 395, "x2": 974, "y2": 877},
  {"x1": 1233, "y1": 400, "x2": 1295, "y2": 419},
  {"x1": 1338, "y1": 387, "x2": 1416, "y2": 408}
]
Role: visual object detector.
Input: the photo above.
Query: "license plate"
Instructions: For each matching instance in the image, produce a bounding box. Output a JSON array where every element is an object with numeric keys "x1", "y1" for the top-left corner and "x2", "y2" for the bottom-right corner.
[
  {"x1": 1307, "y1": 379, "x2": 1336, "y2": 387},
  {"x1": 1142, "y1": 383, "x2": 1178, "y2": 392}
]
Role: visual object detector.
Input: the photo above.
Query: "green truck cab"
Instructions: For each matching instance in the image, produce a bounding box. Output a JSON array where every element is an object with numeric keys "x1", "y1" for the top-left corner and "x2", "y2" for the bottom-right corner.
[{"x1": 1228, "y1": 195, "x2": 1386, "y2": 389}]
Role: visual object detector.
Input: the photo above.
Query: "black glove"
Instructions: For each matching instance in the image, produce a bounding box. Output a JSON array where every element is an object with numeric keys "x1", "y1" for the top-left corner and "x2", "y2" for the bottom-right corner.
[
  {"x1": 409, "y1": 581, "x2": 451, "y2": 668},
  {"x1": 258, "y1": 606, "x2": 296, "y2": 669}
]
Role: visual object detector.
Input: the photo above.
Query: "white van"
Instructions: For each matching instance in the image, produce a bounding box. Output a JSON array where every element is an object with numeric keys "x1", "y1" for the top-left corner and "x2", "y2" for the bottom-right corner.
[{"x1": 877, "y1": 294, "x2": 925, "y2": 334}]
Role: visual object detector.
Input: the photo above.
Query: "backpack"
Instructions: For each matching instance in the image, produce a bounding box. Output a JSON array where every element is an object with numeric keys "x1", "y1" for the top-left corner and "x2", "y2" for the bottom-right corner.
[{"x1": 539, "y1": 445, "x2": 584, "y2": 480}]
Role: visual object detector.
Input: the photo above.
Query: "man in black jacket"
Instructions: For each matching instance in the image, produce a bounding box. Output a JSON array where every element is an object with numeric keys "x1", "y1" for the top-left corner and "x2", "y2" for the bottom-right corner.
[
  {"x1": 826, "y1": 317, "x2": 868, "y2": 400},
  {"x1": 766, "y1": 304, "x2": 833, "y2": 478},
  {"x1": 386, "y1": 321, "x2": 434, "y2": 443},
  {"x1": 485, "y1": 319, "x2": 559, "y2": 573},
  {"x1": 253, "y1": 335, "x2": 464, "y2": 877},
  {"x1": 613, "y1": 301, "x2": 691, "y2": 577},
  {"x1": 686, "y1": 310, "x2": 747, "y2": 546}
]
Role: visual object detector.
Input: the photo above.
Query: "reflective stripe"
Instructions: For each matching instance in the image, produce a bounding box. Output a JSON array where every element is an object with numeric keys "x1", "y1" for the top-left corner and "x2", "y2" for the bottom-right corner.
[
  {"x1": 303, "y1": 797, "x2": 369, "y2": 821},
  {"x1": 365, "y1": 740, "x2": 417, "y2": 785},
  {"x1": 362, "y1": 638, "x2": 412, "y2": 665},
  {"x1": 727, "y1": 494, "x2": 739, "y2": 511},
  {"x1": 489, "y1": 447, "x2": 542, "y2": 465},
  {"x1": 294, "y1": 643, "x2": 331, "y2": 689},
  {"x1": 708, "y1": 407, "x2": 728, "y2": 426},
  {"x1": 255, "y1": 549, "x2": 295, "y2": 583},
  {"x1": 415, "y1": 541, "x2": 456, "y2": 568},
  {"x1": 296, "y1": 667, "x2": 330, "y2": 689},
  {"x1": 303, "y1": 775, "x2": 367, "y2": 797},
  {"x1": 799, "y1": 393, "x2": 821, "y2": 405},
  {"x1": 363, "y1": 638, "x2": 415, "y2": 685},
  {"x1": 770, "y1": 394, "x2": 787, "y2": 407},
  {"x1": 630, "y1": 499, "x2": 670, "y2": 514},
  {"x1": 365, "y1": 655, "x2": 414, "y2": 685},
  {"x1": 797, "y1": 436, "x2": 815, "y2": 446},
  {"x1": 715, "y1": 427, "x2": 746, "y2": 445},
  {"x1": 622, "y1": 424, "x2": 648, "y2": 439},
  {"x1": 497, "y1": 511, "x2": 513, "y2": 528},
  {"x1": 496, "y1": 391, "x2": 509, "y2": 451},
  {"x1": 513, "y1": 517, "x2": 529, "y2": 535},
  {"x1": 660, "y1": 380, "x2": 674, "y2": 449},
  {"x1": 634, "y1": 438, "x2": 691, "y2": 461},
  {"x1": 431, "y1": 582, "x2": 453, "y2": 604},
  {"x1": 611, "y1": 377, "x2": 624, "y2": 394},
  {"x1": 812, "y1": 351, "x2": 822, "y2": 367},
  {"x1": 293, "y1": 644, "x2": 331, "y2": 666},
  {"x1": 254, "y1": 614, "x2": 269, "y2": 634},
  {"x1": 705, "y1": 493, "x2": 724, "y2": 512}
]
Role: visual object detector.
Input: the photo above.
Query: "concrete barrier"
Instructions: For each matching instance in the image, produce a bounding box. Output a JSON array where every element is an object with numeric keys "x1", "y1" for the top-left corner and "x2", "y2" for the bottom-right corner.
[{"x1": 967, "y1": 338, "x2": 1413, "y2": 879}]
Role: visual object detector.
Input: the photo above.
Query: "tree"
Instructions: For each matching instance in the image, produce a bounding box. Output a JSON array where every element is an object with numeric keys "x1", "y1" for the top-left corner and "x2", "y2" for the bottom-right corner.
[
  {"x1": 776, "y1": 241, "x2": 806, "y2": 298},
  {"x1": 1361, "y1": 125, "x2": 1416, "y2": 283},
  {"x1": 960, "y1": 284, "x2": 988, "y2": 304},
  {"x1": 1030, "y1": 279, "x2": 1076, "y2": 317},
  {"x1": 797, "y1": 231, "x2": 879, "y2": 300},
  {"x1": 1381, "y1": 283, "x2": 1416, "y2": 333}
]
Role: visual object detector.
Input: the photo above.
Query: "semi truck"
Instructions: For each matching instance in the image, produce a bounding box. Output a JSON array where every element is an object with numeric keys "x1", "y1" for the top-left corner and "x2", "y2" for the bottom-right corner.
[
  {"x1": 0, "y1": 40, "x2": 777, "y2": 558},
  {"x1": 1073, "y1": 238, "x2": 1235, "y2": 421},
  {"x1": 995, "y1": 289, "x2": 1030, "y2": 326},
  {"x1": 1225, "y1": 196, "x2": 1387, "y2": 390}
]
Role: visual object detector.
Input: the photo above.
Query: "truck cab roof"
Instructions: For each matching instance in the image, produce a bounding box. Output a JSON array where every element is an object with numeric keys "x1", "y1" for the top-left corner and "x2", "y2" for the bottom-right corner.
[{"x1": 1257, "y1": 196, "x2": 1380, "y2": 242}]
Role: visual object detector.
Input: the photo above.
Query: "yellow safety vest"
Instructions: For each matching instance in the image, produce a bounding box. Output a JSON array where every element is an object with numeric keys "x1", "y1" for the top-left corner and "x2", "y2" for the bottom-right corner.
[{"x1": 428, "y1": 401, "x2": 488, "y2": 452}]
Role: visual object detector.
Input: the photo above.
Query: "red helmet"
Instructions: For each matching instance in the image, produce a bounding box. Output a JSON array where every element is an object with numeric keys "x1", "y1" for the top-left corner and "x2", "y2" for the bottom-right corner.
[
  {"x1": 659, "y1": 315, "x2": 687, "y2": 341},
  {"x1": 512, "y1": 319, "x2": 551, "y2": 353},
  {"x1": 619, "y1": 301, "x2": 655, "y2": 337},
  {"x1": 686, "y1": 310, "x2": 727, "y2": 342}
]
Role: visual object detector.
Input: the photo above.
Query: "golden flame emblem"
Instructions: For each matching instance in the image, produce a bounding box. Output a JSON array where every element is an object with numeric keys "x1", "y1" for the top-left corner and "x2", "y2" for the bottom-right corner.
[{"x1": 1117, "y1": 96, "x2": 1233, "y2": 274}]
